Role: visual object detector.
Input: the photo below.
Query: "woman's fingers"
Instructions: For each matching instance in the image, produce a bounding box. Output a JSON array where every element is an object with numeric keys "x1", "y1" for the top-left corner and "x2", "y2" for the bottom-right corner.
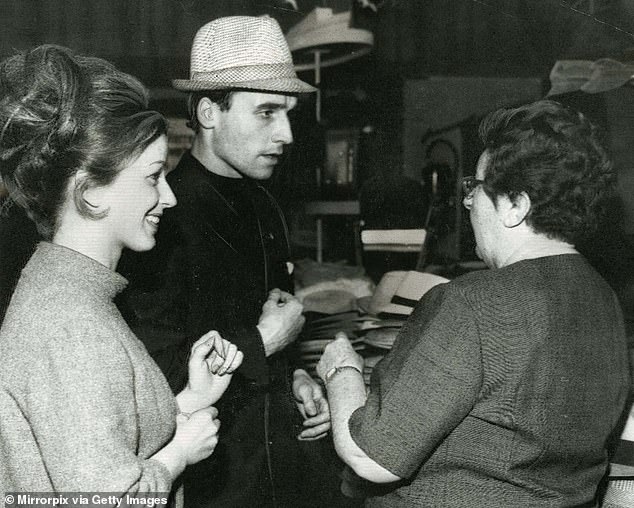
[
  {"x1": 212, "y1": 332, "x2": 226, "y2": 360},
  {"x1": 206, "y1": 350, "x2": 221, "y2": 374},
  {"x1": 218, "y1": 343, "x2": 238, "y2": 375},
  {"x1": 228, "y1": 350, "x2": 244, "y2": 373},
  {"x1": 190, "y1": 330, "x2": 221, "y2": 362},
  {"x1": 193, "y1": 333, "x2": 243, "y2": 376}
]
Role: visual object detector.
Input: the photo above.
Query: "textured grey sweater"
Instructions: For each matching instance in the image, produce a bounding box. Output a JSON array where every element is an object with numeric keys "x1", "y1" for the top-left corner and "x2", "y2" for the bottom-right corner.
[{"x1": 0, "y1": 242, "x2": 178, "y2": 500}]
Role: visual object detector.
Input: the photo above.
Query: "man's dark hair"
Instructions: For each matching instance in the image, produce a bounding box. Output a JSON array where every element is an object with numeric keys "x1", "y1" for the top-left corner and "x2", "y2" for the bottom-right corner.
[
  {"x1": 478, "y1": 99, "x2": 615, "y2": 244},
  {"x1": 187, "y1": 90, "x2": 235, "y2": 132}
]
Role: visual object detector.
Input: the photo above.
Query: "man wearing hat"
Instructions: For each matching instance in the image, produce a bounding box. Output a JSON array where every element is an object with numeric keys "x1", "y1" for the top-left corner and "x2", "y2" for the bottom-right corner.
[{"x1": 118, "y1": 15, "x2": 334, "y2": 508}]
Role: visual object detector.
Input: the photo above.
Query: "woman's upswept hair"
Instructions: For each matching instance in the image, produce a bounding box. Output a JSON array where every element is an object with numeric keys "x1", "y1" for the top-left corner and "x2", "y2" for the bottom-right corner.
[
  {"x1": 479, "y1": 99, "x2": 615, "y2": 244},
  {"x1": 0, "y1": 44, "x2": 168, "y2": 239}
]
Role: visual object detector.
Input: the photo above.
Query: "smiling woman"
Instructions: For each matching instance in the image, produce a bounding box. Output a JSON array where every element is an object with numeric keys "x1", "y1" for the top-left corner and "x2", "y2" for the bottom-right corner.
[
  {"x1": 0, "y1": 44, "x2": 243, "y2": 503},
  {"x1": 55, "y1": 135, "x2": 176, "y2": 268}
]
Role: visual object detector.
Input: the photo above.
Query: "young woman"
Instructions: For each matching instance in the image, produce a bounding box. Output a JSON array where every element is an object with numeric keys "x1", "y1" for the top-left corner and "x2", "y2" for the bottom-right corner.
[{"x1": 0, "y1": 45, "x2": 242, "y2": 504}]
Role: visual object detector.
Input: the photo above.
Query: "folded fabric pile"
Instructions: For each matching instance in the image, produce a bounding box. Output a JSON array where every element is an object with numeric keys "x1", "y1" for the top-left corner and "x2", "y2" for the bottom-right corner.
[{"x1": 294, "y1": 258, "x2": 374, "y2": 315}]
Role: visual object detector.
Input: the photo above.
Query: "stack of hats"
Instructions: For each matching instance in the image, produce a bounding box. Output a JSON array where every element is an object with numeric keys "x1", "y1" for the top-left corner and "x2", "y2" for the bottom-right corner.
[
  {"x1": 297, "y1": 269, "x2": 449, "y2": 382},
  {"x1": 298, "y1": 311, "x2": 369, "y2": 377},
  {"x1": 357, "y1": 270, "x2": 449, "y2": 381}
]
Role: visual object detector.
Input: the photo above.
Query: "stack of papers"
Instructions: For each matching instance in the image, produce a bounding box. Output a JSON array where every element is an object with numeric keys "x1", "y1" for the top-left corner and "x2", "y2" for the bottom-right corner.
[
  {"x1": 356, "y1": 318, "x2": 404, "y2": 383},
  {"x1": 363, "y1": 327, "x2": 400, "y2": 349},
  {"x1": 299, "y1": 311, "x2": 368, "y2": 376}
]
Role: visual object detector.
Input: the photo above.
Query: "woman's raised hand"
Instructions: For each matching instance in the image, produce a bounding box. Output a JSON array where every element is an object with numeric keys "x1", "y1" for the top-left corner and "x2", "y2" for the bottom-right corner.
[{"x1": 177, "y1": 331, "x2": 244, "y2": 414}]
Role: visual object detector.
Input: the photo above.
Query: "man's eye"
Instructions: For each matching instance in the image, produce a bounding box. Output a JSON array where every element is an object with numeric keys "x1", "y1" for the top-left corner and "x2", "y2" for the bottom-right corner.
[{"x1": 259, "y1": 110, "x2": 274, "y2": 118}]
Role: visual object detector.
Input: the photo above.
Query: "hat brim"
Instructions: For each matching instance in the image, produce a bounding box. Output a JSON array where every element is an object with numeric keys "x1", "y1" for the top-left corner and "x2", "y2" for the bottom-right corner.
[
  {"x1": 172, "y1": 77, "x2": 316, "y2": 93},
  {"x1": 376, "y1": 302, "x2": 415, "y2": 318},
  {"x1": 370, "y1": 270, "x2": 449, "y2": 317}
]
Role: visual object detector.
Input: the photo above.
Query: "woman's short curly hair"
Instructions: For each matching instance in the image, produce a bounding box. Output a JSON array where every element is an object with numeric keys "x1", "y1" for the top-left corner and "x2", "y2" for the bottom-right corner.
[
  {"x1": 0, "y1": 44, "x2": 168, "y2": 239},
  {"x1": 478, "y1": 99, "x2": 615, "y2": 244}
]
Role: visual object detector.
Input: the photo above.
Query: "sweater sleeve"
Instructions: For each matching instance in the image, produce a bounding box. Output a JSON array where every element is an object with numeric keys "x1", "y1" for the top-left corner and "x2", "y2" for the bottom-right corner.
[
  {"x1": 23, "y1": 325, "x2": 173, "y2": 495},
  {"x1": 349, "y1": 283, "x2": 483, "y2": 478}
]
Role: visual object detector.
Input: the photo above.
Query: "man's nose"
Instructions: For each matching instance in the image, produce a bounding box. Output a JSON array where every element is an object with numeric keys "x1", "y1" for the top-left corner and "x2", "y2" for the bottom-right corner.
[{"x1": 272, "y1": 114, "x2": 293, "y2": 145}]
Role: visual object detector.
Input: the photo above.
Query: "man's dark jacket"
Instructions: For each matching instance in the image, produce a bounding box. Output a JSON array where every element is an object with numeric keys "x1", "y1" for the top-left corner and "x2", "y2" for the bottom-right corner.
[{"x1": 118, "y1": 152, "x2": 304, "y2": 507}]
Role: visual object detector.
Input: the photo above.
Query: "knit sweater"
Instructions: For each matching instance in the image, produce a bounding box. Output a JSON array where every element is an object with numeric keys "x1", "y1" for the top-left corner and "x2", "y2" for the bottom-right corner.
[
  {"x1": 0, "y1": 242, "x2": 178, "y2": 500},
  {"x1": 350, "y1": 254, "x2": 629, "y2": 507}
]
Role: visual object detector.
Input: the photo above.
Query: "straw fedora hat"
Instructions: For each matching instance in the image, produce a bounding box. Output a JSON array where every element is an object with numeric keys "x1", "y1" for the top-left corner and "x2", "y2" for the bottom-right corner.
[
  {"x1": 367, "y1": 270, "x2": 449, "y2": 317},
  {"x1": 173, "y1": 15, "x2": 316, "y2": 93}
]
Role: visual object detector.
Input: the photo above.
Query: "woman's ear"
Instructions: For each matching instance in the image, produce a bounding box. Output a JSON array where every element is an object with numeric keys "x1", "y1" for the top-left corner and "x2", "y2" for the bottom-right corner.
[
  {"x1": 503, "y1": 191, "x2": 531, "y2": 228},
  {"x1": 73, "y1": 171, "x2": 108, "y2": 216}
]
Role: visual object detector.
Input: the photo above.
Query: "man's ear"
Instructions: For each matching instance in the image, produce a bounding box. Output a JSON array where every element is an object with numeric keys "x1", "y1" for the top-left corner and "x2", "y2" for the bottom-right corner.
[
  {"x1": 503, "y1": 191, "x2": 531, "y2": 228},
  {"x1": 196, "y1": 97, "x2": 217, "y2": 129}
]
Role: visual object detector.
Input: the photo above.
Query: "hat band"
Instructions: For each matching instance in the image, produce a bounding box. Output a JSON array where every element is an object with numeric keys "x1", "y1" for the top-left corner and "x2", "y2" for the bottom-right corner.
[{"x1": 191, "y1": 62, "x2": 298, "y2": 84}]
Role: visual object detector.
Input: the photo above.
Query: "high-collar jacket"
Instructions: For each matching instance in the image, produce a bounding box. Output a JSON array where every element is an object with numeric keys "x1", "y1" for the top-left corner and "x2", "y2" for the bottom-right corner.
[{"x1": 118, "y1": 152, "x2": 304, "y2": 507}]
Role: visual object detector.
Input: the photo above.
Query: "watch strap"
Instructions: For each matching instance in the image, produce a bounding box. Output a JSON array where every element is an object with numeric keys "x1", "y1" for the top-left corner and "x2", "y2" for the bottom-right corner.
[{"x1": 325, "y1": 365, "x2": 362, "y2": 383}]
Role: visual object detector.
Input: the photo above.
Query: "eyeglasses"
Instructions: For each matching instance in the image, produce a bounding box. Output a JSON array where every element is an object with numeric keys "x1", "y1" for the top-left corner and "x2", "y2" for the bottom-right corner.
[{"x1": 461, "y1": 176, "x2": 486, "y2": 198}]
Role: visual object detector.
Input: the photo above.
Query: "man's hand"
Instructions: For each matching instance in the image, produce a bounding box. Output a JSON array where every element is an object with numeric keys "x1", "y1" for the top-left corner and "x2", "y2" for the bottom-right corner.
[
  {"x1": 257, "y1": 288, "x2": 305, "y2": 357},
  {"x1": 293, "y1": 368, "x2": 331, "y2": 441}
]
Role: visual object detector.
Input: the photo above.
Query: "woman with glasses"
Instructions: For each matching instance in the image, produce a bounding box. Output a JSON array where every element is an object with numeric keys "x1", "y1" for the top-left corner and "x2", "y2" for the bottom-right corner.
[
  {"x1": 317, "y1": 100, "x2": 628, "y2": 507},
  {"x1": 0, "y1": 45, "x2": 243, "y2": 503}
]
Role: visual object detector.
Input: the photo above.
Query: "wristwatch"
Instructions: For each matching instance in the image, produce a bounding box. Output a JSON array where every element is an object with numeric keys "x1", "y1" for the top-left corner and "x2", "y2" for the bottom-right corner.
[{"x1": 325, "y1": 365, "x2": 362, "y2": 384}]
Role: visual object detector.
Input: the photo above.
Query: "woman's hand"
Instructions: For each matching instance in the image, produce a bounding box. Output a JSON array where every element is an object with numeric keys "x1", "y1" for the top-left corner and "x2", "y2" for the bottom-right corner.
[
  {"x1": 151, "y1": 406, "x2": 220, "y2": 478},
  {"x1": 173, "y1": 406, "x2": 221, "y2": 465},
  {"x1": 316, "y1": 332, "x2": 364, "y2": 384},
  {"x1": 178, "y1": 331, "x2": 243, "y2": 414}
]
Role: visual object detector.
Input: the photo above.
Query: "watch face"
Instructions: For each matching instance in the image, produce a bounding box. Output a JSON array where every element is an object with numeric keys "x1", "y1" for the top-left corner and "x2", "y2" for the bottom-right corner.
[{"x1": 325, "y1": 366, "x2": 339, "y2": 383}]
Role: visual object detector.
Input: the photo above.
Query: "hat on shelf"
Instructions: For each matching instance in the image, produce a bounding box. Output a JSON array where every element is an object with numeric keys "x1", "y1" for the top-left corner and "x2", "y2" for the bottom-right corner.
[
  {"x1": 285, "y1": 7, "x2": 374, "y2": 72},
  {"x1": 365, "y1": 270, "x2": 449, "y2": 317},
  {"x1": 548, "y1": 58, "x2": 634, "y2": 96},
  {"x1": 173, "y1": 15, "x2": 316, "y2": 93}
]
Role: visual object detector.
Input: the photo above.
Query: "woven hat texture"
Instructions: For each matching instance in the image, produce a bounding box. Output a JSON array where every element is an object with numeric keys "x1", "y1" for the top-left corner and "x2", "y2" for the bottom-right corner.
[
  {"x1": 368, "y1": 270, "x2": 449, "y2": 317},
  {"x1": 173, "y1": 15, "x2": 315, "y2": 93}
]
